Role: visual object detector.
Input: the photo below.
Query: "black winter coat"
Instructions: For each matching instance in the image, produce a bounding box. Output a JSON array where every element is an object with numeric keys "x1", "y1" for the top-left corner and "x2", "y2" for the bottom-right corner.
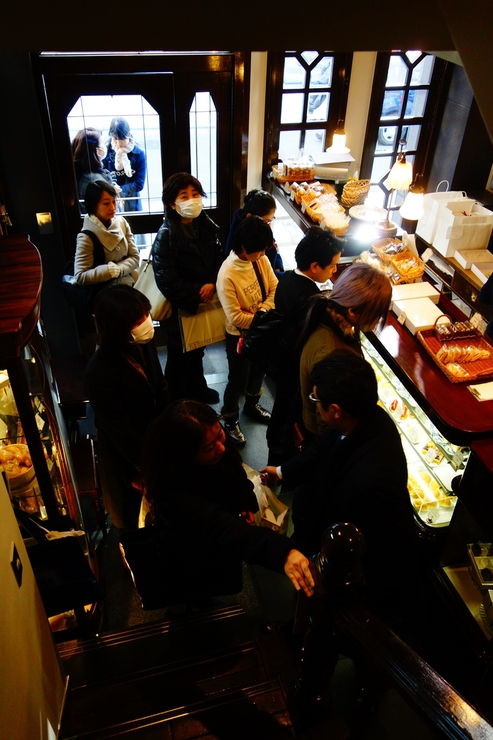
[
  {"x1": 152, "y1": 213, "x2": 223, "y2": 315},
  {"x1": 282, "y1": 406, "x2": 417, "y2": 611},
  {"x1": 84, "y1": 343, "x2": 168, "y2": 529}
]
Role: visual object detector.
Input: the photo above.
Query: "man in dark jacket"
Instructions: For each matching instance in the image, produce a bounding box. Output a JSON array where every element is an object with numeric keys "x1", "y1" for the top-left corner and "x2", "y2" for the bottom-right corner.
[
  {"x1": 262, "y1": 350, "x2": 420, "y2": 625},
  {"x1": 267, "y1": 227, "x2": 342, "y2": 464}
]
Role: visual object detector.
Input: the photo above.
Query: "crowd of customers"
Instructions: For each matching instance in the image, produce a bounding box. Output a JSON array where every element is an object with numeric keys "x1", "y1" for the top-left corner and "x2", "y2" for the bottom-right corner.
[{"x1": 73, "y1": 169, "x2": 422, "y2": 639}]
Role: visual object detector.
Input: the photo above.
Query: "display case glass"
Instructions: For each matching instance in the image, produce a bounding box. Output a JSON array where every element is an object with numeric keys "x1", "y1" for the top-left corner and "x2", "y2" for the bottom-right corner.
[
  {"x1": 361, "y1": 334, "x2": 470, "y2": 529},
  {"x1": 1, "y1": 323, "x2": 82, "y2": 527}
]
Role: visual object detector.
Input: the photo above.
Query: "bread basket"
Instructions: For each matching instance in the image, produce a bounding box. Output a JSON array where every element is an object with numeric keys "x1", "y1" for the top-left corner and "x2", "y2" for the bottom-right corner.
[{"x1": 340, "y1": 179, "x2": 371, "y2": 209}]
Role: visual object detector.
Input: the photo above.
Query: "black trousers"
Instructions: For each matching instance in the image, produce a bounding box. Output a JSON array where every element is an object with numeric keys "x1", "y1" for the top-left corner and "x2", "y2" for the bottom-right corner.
[{"x1": 222, "y1": 332, "x2": 265, "y2": 418}]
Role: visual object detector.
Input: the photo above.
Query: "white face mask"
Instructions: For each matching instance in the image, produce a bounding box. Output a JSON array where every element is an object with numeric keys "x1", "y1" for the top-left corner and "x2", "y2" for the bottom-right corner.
[
  {"x1": 175, "y1": 197, "x2": 203, "y2": 220},
  {"x1": 131, "y1": 315, "x2": 155, "y2": 344}
]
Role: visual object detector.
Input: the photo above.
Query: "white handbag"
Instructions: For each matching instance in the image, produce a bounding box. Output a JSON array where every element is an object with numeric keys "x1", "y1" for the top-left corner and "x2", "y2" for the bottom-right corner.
[{"x1": 134, "y1": 259, "x2": 172, "y2": 322}]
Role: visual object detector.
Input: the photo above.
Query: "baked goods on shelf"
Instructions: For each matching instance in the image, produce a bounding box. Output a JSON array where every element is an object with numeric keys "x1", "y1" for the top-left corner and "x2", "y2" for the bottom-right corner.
[
  {"x1": 434, "y1": 319, "x2": 479, "y2": 342},
  {"x1": 436, "y1": 344, "x2": 491, "y2": 364},
  {"x1": 372, "y1": 237, "x2": 405, "y2": 263},
  {"x1": 389, "y1": 248, "x2": 425, "y2": 281},
  {"x1": 272, "y1": 159, "x2": 315, "y2": 183}
]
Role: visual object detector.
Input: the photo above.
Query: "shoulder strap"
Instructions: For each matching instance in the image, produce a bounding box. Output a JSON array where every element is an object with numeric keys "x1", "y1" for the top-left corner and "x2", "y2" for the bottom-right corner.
[
  {"x1": 81, "y1": 229, "x2": 106, "y2": 268},
  {"x1": 252, "y1": 260, "x2": 267, "y2": 302}
]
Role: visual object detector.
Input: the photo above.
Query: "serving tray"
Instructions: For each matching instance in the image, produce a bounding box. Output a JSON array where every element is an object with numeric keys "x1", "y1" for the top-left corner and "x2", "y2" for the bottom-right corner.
[{"x1": 416, "y1": 330, "x2": 493, "y2": 383}]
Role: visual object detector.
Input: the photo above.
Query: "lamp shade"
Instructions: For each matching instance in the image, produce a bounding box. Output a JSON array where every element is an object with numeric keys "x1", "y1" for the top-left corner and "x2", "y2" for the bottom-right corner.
[
  {"x1": 384, "y1": 158, "x2": 413, "y2": 190},
  {"x1": 400, "y1": 187, "x2": 424, "y2": 220}
]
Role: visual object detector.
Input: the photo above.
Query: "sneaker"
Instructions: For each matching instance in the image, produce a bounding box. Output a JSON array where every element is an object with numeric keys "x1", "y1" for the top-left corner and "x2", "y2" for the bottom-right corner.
[
  {"x1": 224, "y1": 420, "x2": 246, "y2": 445},
  {"x1": 243, "y1": 402, "x2": 271, "y2": 423},
  {"x1": 191, "y1": 387, "x2": 220, "y2": 404}
]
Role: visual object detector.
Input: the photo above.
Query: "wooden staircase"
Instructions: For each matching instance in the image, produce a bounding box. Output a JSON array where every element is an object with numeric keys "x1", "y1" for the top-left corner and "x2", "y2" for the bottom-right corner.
[{"x1": 58, "y1": 605, "x2": 301, "y2": 739}]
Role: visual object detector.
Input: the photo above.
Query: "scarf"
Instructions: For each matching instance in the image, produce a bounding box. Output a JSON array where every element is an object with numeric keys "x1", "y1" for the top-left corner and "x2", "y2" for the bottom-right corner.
[{"x1": 112, "y1": 138, "x2": 135, "y2": 178}]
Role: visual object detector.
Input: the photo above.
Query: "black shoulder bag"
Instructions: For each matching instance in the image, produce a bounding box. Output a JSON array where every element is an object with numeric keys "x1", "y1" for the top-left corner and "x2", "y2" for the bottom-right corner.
[
  {"x1": 62, "y1": 230, "x2": 107, "y2": 312},
  {"x1": 243, "y1": 261, "x2": 299, "y2": 383}
]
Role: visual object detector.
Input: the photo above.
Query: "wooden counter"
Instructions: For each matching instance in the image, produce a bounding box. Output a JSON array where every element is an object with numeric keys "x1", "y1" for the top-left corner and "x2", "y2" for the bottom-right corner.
[{"x1": 367, "y1": 312, "x2": 493, "y2": 445}]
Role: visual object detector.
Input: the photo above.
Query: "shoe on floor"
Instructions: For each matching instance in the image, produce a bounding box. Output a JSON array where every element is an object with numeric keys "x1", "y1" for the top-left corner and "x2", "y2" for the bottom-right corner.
[
  {"x1": 243, "y1": 402, "x2": 271, "y2": 423},
  {"x1": 224, "y1": 420, "x2": 246, "y2": 445},
  {"x1": 191, "y1": 387, "x2": 220, "y2": 404}
]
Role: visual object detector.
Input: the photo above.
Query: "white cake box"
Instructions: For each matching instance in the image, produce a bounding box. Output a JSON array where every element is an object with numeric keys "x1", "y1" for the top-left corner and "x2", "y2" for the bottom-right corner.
[
  {"x1": 454, "y1": 248, "x2": 493, "y2": 270},
  {"x1": 471, "y1": 262, "x2": 493, "y2": 285},
  {"x1": 391, "y1": 282, "x2": 440, "y2": 310},
  {"x1": 392, "y1": 297, "x2": 450, "y2": 336}
]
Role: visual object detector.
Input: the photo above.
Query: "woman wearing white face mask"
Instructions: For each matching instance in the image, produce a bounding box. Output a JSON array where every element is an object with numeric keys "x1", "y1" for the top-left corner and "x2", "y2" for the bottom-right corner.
[
  {"x1": 153, "y1": 173, "x2": 224, "y2": 403},
  {"x1": 84, "y1": 285, "x2": 169, "y2": 531}
]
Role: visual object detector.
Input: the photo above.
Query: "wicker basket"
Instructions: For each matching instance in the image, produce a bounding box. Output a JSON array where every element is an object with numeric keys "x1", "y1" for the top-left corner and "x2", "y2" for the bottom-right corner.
[{"x1": 340, "y1": 179, "x2": 371, "y2": 209}]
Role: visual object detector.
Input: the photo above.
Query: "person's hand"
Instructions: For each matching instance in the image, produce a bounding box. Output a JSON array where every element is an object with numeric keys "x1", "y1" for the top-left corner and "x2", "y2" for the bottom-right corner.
[
  {"x1": 199, "y1": 283, "x2": 215, "y2": 303},
  {"x1": 284, "y1": 549, "x2": 315, "y2": 597},
  {"x1": 107, "y1": 261, "x2": 121, "y2": 278},
  {"x1": 259, "y1": 466, "x2": 281, "y2": 487},
  {"x1": 114, "y1": 185, "x2": 122, "y2": 194},
  {"x1": 240, "y1": 510, "x2": 256, "y2": 525}
]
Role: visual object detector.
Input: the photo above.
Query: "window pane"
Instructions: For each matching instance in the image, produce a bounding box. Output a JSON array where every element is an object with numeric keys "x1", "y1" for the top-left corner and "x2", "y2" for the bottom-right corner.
[
  {"x1": 301, "y1": 51, "x2": 318, "y2": 66},
  {"x1": 410, "y1": 56, "x2": 435, "y2": 85},
  {"x1": 403, "y1": 124, "x2": 421, "y2": 150},
  {"x1": 283, "y1": 58, "x2": 306, "y2": 89},
  {"x1": 386, "y1": 56, "x2": 408, "y2": 87},
  {"x1": 279, "y1": 130, "x2": 302, "y2": 160},
  {"x1": 404, "y1": 89, "x2": 428, "y2": 119},
  {"x1": 376, "y1": 125, "x2": 399, "y2": 151},
  {"x1": 304, "y1": 129, "x2": 326, "y2": 154},
  {"x1": 281, "y1": 93, "x2": 305, "y2": 123},
  {"x1": 310, "y1": 57, "x2": 333, "y2": 88},
  {"x1": 189, "y1": 92, "x2": 217, "y2": 208},
  {"x1": 67, "y1": 94, "x2": 162, "y2": 215},
  {"x1": 371, "y1": 156, "x2": 392, "y2": 184},
  {"x1": 307, "y1": 92, "x2": 330, "y2": 122},
  {"x1": 406, "y1": 51, "x2": 422, "y2": 65},
  {"x1": 367, "y1": 185, "x2": 385, "y2": 208},
  {"x1": 381, "y1": 90, "x2": 404, "y2": 119}
]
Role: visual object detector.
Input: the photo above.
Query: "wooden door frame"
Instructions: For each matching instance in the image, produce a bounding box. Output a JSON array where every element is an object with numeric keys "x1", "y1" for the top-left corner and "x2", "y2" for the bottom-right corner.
[{"x1": 32, "y1": 52, "x2": 249, "y2": 254}]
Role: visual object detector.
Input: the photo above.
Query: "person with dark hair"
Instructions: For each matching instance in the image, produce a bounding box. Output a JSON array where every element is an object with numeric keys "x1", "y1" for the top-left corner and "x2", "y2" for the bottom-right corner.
[
  {"x1": 216, "y1": 216, "x2": 278, "y2": 444},
  {"x1": 152, "y1": 172, "x2": 224, "y2": 402},
  {"x1": 74, "y1": 179, "x2": 139, "y2": 291},
  {"x1": 261, "y1": 350, "x2": 417, "y2": 623},
  {"x1": 72, "y1": 127, "x2": 116, "y2": 207},
  {"x1": 225, "y1": 189, "x2": 284, "y2": 273},
  {"x1": 139, "y1": 399, "x2": 315, "y2": 602},
  {"x1": 102, "y1": 117, "x2": 146, "y2": 212},
  {"x1": 299, "y1": 262, "x2": 392, "y2": 436},
  {"x1": 266, "y1": 227, "x2": 344, "y2": 463},
  {"x1": 84, "y1": 285, "x2": 169, "y2": 531}
]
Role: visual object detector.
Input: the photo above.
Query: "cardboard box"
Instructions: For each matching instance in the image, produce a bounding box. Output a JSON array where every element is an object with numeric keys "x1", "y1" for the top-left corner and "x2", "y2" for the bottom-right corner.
[
  {"x1": 391, "y1": 282, "x2": 440, "y2": 310},
  {"x1": 454, "y1": 248, "x2": 493, "y2": 270},
  {"x1": 392, "y1": 297, "x2": 449, "y2": 336}
]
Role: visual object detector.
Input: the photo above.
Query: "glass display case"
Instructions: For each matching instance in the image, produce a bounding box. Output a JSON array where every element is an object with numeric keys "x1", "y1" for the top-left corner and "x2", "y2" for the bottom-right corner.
[
  {"x1": 361, "y1": 334, "x2": 470, "y2": 530},
  {"x1": 1, "y1": 325, "x2": 82, "y2": 527}
]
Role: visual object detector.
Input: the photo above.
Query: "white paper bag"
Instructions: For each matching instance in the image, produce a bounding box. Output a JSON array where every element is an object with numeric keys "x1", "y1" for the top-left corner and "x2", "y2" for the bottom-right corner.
[
  {"x1": 432, "y1": 202, "x2": 493, "y2": 258},
  {"x1": 178, "y1": 296, "x2": 226, "y2": 352},
  {"x1": 416, "y1": 190, "x2": 468, "y2": 245},
  {"x1": 243, "y1": 464, "x2": 289, "y2": 535}
]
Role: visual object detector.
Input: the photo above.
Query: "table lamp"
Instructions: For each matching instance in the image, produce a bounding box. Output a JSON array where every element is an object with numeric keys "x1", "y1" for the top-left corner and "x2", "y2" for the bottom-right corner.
[{"x1": 376, "y1": 140, "x2": 413, "y2": 237}]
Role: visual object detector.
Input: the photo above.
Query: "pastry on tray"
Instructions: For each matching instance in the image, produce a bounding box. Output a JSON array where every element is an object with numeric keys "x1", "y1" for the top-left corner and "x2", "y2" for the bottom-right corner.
[
  {"x1": 435, "y1": 319, "x2": 479, "y2": 342},
  {"x1": 436, "y1": 344, "x2": 491, "y2": 364}
]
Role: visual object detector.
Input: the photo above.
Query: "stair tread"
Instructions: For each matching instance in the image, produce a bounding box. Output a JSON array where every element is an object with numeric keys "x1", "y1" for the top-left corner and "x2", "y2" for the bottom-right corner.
[
  {"x1": 60, "y1": 606, "x2": 252, "y2": 688},
  {"x1": 60, "y1": 679, "x2": 295, "y2": 740}
]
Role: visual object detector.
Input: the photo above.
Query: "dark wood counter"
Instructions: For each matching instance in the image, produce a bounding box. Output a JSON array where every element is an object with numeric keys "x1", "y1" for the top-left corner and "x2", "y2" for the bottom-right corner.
[
  {"x1": 0, "y1": 235, "x2": 42, "y2": 358},
  {"x1": 367, "y1": 312, "x2": 493, "y2": 445}
]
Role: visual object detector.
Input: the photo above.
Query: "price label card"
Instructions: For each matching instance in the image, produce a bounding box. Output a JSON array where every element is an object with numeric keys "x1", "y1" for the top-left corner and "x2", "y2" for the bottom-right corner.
[
  {"x1": 35, "y1": 413, "x2": 44, "y2": 432},
  {"x1": 397, "y1": 311, "x2": 407, "y2": 326},
  {"x1": 421, "y1": 248, "x2": 433, "y2": 263},
  {"x1": 452, "y1": 451, "x2": 464, "y2": 468}
]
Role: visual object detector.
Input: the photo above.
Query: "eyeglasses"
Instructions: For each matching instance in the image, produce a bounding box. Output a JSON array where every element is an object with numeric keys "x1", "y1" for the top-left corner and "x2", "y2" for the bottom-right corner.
[
  {"x1": 309, "y1": 392, "x2": 321, "y2": 404},
  {"x1": 264, "y1": 217, "x2": 276, "y2": 225}
]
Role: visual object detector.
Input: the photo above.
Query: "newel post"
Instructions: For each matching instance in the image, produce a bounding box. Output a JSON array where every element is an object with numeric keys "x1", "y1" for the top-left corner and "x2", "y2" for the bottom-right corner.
[{"x1": 295, "y1": 522, "x2": 366, "y2": 719}]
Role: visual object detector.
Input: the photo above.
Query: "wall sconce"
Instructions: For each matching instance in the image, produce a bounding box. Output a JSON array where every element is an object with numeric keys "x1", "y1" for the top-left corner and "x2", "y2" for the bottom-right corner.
[
  {"x1": 326, "y1": 120, "x2": 350, "y2": 154},
  {"x1": 376, "y1": 140, "x2": 413, "y2": 237}
]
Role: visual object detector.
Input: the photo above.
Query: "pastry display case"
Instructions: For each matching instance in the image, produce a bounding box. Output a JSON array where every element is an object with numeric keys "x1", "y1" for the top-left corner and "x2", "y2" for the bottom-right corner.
[
  {"x1": 0, "y1": 235, "x2": 82, "y2": 527},
  {"x1": 361, "y1": 335, "x2": 469, "y2": 530}
]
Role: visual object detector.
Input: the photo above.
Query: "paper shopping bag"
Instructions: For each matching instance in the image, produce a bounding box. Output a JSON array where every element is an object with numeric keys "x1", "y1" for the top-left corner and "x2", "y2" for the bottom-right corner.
[
  {"x1": 416, "y1": 190, "x2": 468, "y2": 245},
  {"x1": 243, "y1": 464, "x2": 289, "y2": 535},
  {"x1": 178, "y1": 296, "x2": 226, "y2": 352}
]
